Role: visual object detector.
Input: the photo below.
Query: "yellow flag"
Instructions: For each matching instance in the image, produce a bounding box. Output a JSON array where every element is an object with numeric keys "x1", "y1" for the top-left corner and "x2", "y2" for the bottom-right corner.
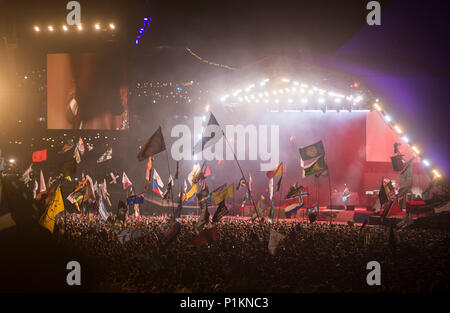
[
  {"x1": 185, "y1": 184, "x2": 198, "y2": 201},
  {"x1": 39, "y1": 187, "x2": 65, "y2": 233},
  {"x1": 211, "y1": 184, "x2": 234, "y2": 205}
]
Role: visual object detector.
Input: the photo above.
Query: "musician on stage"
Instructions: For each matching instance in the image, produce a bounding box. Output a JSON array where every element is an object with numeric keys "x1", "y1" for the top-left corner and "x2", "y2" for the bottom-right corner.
[{"x1": 342, "y1": 184, "x2": 350, "y2": 210}]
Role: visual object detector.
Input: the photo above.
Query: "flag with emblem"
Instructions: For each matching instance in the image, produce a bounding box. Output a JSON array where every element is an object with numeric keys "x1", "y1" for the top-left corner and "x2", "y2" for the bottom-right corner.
[
  {"x1": 299, "y1": 140, "x2": 325, "y2": 164},
  {"x1": 122, "y1": 172, "x2": 132, "y2": 190},
  {"x1": 302, "y1": 155, "x2": 328, "y2": 178},
  {"x1": 32, "y1": 149, "x2": 47, "y2": 163},
  {"x1": 39, "y1": 187, "x2": 65, "y2": 233}
]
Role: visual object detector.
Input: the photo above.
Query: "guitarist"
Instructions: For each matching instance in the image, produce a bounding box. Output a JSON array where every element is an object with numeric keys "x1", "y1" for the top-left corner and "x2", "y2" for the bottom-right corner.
[{"x1": 342, "y1": 184, "x2": 350, "y2": 210}]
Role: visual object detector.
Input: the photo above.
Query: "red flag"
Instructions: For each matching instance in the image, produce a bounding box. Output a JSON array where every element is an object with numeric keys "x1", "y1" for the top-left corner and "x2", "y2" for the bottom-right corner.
[
  {"x1": 32, "y1": 149, "x2": 47, "y2": 162},
  {"x1": 204, "y1": 165, "x2": 211, "y2": 177},
  {"x1": 193, "y1": 226, "x2": 217, "y2": 248}
]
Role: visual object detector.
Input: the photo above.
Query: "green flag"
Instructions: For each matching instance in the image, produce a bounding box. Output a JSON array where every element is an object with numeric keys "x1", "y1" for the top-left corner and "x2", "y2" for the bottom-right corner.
[{"x1": 303, "y1": 156, "x2": 328, "y2": 177}]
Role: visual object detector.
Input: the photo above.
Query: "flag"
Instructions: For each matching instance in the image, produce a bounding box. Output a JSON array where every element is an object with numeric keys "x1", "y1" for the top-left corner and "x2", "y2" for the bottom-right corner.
[
  {"x1": 188, "y1": 163, "x2": 201, "y2": 185},
  {"x1": 382, "y1": 197, "x2": 403, "y2": 219},
  {"x1": 192, "y1": 112, "x2": 223, "y2": 154},
  {"x1": 391, "y1": 155, "x2": 404, "y2": 172},
  {"x1": 127, "y1": 194, "x2": 144, "y2": 206},
  {"x1": 212, "y1": 201, "x2": 228, "y2": 223},
  {"x1": 268, "y1": 229, "x2": 285, "y2": 255},
  {"x1": 98, "y1": 199, "x2": 110, "y2": 221},
  {"x1": 269, "y1": 178, "x2": 274, "y2": 201},
  {"x1": 185, "y1": 184, "x2": 197, "y2": 202},
  {"x1": 0, "y1": 180, "x2": 16, "y2": 231},
  {"x1": 21, "y1": 163, "x2": 33, "y2": 184},
  {"x1": 153, "y1": 169, "x2": 164, "y2": 188},
  {"x1": 211, "y1": 184, "x2": 234, "y2": 205},
  {"x1": 184, "y1": 180, "x2": 188, "y2": 193},
  {"x1": 266, "y1": 162, "x2": 283, "y2": 179},
  {"x1": 239, "y1": 196, "x2": 246, "y2": 211},
  {"x1": 152, "y1": 180, "x2": 163, "y2": 197},
  {"x1": 302, "y1": 155, "x2": 328, "y2": 178},
  {"x1": 193, "y1": 226, "x2": 217, "y2": 248},
  {"x1": 73, "y1": 147, "x2": 81, "y2": 164},
  {"x1": 39, "y1": 187, "x2": 64, "y2": 233},
  {"x1": 161, "y1": 219, "x2": 181, "y2": 246},
  {"x1": 162, "y1": 176, "x2": 174, "y2": 200},
  {"x1": 109, "y1": 172, "x2": 119, "y2": 184},
  {"x1": 39, "y1": 170, "x2": 46, "y2": 193},
  {"x1": 276, "y1": 175, "x2": 283, "y2": 193},
  {"x1": 283, "y1": 188, "x2": 309, "y2": 217},
  {"x1": 145, "y1": 157, "x2": 152, "y2": 181},
  {"x1": 196, "y1": 186, "x2": 210, "y2": 231},
  {"x1": 203, "y1": 165, "x2": 211, "y2": 177},
  {"x1": 97, "y1": 147, "x2": 112, "y2": 163},
  {"x1": 58, "y1": 140, "x2": 74, "y2": 154},
  {"x1": 122, "y1": 172, "x2": 132, "y2": 190},
  {"x1": 299, "y1": 140, "x2": 325, "y2": 163},
  {"x1": 385, "y1": 181, "x2": 395, "y2": 201},
  {"x1": 118, "y1": 229, "x2": 131, "y2": 244},
  {"x1": 268, "y1": 203, "x2": 275, "y2": 223},
  {"x1": 248, "y1": 172, "x2": 252, "y2": 191},
  {"x1": 137, "y1": 126, "x2": 166, "y2": 161},
  {"x1": 98, "y1": 179, "x2": 111, "y2": 207},
  {"x1": 77, "y1": 137, "x2": 85, "y2": 155},
  {"x1": 236, "y1": 177, "x2": 246, "y2": 191},
  {"x1": 32, "y1": 149, "x2": 47, "y2": 162},
  {"x1": 398, "y1": 157, "x2": 414, "y2": 196},
  {"x1": 378, "y1": 181, "x2": 389, "y2": 206}
]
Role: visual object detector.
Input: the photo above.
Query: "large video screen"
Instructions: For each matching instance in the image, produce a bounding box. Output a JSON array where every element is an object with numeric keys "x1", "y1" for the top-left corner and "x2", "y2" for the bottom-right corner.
[{"x1": 47, "y1": 53, "x2": 129, "y2": 130}]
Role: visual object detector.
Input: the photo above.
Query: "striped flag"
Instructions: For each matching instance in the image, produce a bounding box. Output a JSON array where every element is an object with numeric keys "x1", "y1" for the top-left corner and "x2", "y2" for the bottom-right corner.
[{"x1": 98, "y1": 199, "x2": 110, "y2": 221}]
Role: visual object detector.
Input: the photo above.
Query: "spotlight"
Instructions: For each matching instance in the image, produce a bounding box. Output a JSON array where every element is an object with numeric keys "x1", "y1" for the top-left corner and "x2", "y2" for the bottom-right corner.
[
  {"x1": 432, "y1": 169, "x2": 441, "y2": 178},
  {"x1": 48, "y1": 26, "x2": 54, "y2": 32},
  {"x1": 384, "y1": 115, "x2": 392, "y2": 122},
  {"x1": 34, "y1": 26, "x2": 40, "y2": 32},
  {"x1": 109, "y1": 23, "x2": 115, "y2": 30},
  {"x1": 394, "y1": 125, "x2": 402, "y2": 134},
  {"x1": 412, "y1": 146, "x2": 420, "y2": 155},
  {"x1": 95, "y1": 23, "x2": 101, "y2": 30},
  {"x1": 374, "y1": 103, "x2": 382, "y2": 111},
  {"x1": 77, "y1": 24, "x2": 83, "y2": 31},
  {"x1": 62, "y1": 25, "x2": 68, "y2": 31},
  {"x1": 9, "y1": 159, "x2": 15, "y2": 164},
  {"x1": 402, "y1": 136, "x2": 409, "y2": 143},
  {"x1": 422, "y1": 159, "x2": 430, "y2": 167}
]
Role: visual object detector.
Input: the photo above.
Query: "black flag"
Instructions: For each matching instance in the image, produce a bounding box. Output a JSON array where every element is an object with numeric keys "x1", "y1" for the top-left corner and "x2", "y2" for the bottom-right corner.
[
  {"x1": 175, "y1": 161, "x2": 179, "y2": 180},
  {"x1": 378, "y1": 182, "x2": 389, "y2": 206},
  {"x1": 192, "y1": 113, "x2": 223, "y2": 155},
  {"x1": 212, "y1": 201, "x2": 228, "y2": 223},
  {"x1": 137, "y1": 126, "x2": 166, "y2": 161}
]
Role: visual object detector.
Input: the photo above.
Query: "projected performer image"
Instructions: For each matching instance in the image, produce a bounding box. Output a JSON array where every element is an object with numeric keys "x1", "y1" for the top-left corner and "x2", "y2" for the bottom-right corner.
[{"x1": 47, "y1": 52, "x2": 129, "y2": 130}]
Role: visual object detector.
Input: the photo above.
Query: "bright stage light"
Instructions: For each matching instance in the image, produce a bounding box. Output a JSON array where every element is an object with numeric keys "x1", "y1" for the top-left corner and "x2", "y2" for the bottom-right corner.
[
  {"x1": 77, "y1": 24, "x2": 83, "y2": 31},
  {"x1": 9, "y1": 159, "x2": 15, "y2": 164},
  {"x1": 432, "y1": 169, "x2": 441, "y2": 178},
  {"x1": 318, "y1": 98, "x2": 325, "y2": 104},
  {"x1": 48, "y1": 26, "x2": 54, "y2": 32},
  {"x1": 95, "y1": 23, "x2": 101, "y2": 30},
  {"x1": 374, "y1": 103, "x2": 382, "y2": 111},
  {"x1": 412, "y1": 146, "x2": 420, "y2": 154},
  {"x1": 402, "y1": 136, "x2": 409, "y2": 143},
  {"x1": 206, "y1": 105, "x2": 210, "y2": 112},
  {"x1": 62, "y1": 25, "x2": 68, "y2": 31},
  {"x1": 422, "y1": 159, "x2": 431, "y2": 167},
  {"x1": 281, "y1": 78, "x2": 290, "y2": 83},
  {"x1": 384, "y1": 115, "x2": 392, "y2": 122},
  {"x1": 109, "y1": 23, "x2": 115, "y2": 30},
  {"x1": 34, "y1": 26, "x2": 40, "y2": 32},
  {"x1": 394, "y1": 125, "x2": 402, "y2": 134}
]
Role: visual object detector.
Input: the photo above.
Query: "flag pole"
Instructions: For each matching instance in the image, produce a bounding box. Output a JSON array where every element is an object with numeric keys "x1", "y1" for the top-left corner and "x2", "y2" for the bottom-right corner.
[
  {"x1": 165, "y1": 149, "x2": 175, "y2": 216},
  {"x1": 328, "y1": 168, "x2": 333, "y2": 225},
  {"x1": 218, "y1": 123, "x2": 260, "y2": 219}
]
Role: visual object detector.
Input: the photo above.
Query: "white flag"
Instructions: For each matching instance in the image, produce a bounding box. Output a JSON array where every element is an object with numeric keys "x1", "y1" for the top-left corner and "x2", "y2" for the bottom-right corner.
[
  {"x1": 269, "y1": 178, "x2": 274, "y2": 201},
  {"x1": 97, "y1": 147, "x2": 112, "y2": 163},
  {"x1": 122, "y1": 172, "x2": 132, "y2": 190},
  {"x1": 268, "y1": 229, "x2": 285, "y2": 255},
  {"x1": 39, "y1": 170, "x2": 46, "y2": 193},
  {"x1": 153, "y1": 169, "x2": 164, "y2": 188}
]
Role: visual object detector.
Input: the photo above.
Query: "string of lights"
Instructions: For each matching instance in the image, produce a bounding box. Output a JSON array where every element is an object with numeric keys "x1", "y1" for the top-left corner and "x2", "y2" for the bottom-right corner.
[
  {"x1": 32, "y1": 23, "x2": 116, "y2": 33},
  {"x1": 185, "y1": 48, "x2": 236, "y2": 70},
  {"x1": 372, "y1": 100, "x2": 442, "y2": 179},
  {"x1": 135, "y1": 17, "x2": 152, "y2": 45}
]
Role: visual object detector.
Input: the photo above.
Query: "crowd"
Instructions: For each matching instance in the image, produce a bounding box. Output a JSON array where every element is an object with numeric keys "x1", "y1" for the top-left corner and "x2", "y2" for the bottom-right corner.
[{"x1": 54, "y1": 213, "x2": 450, "y2": 293}]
